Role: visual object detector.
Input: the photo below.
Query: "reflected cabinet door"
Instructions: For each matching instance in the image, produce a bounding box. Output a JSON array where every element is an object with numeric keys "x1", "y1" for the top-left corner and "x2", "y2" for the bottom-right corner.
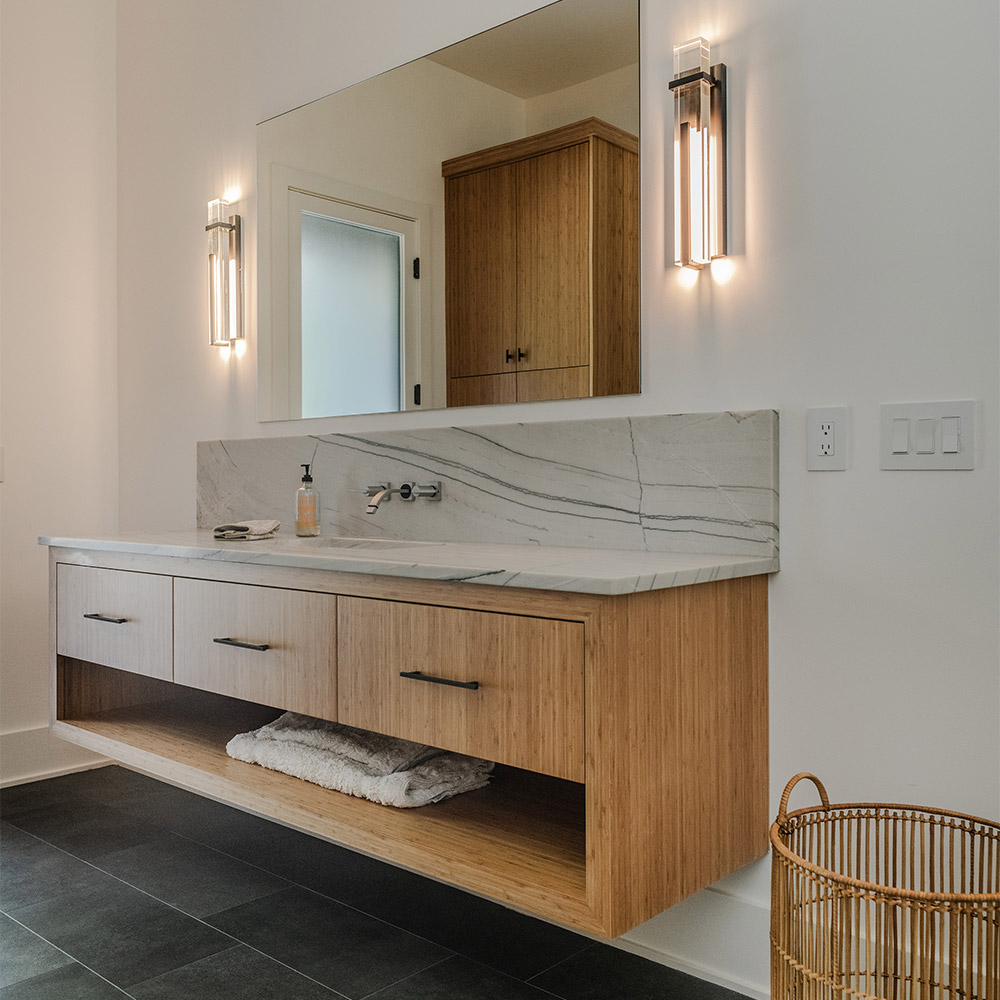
[{"x1": 444, "y1": 164, "x2": 516, "y2": 381}]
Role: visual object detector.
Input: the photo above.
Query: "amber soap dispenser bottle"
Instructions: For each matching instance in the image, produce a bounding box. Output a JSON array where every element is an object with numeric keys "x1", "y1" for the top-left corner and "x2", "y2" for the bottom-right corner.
[{"x1": 295, "y1": 464, "x2": 320, "y2": 536}]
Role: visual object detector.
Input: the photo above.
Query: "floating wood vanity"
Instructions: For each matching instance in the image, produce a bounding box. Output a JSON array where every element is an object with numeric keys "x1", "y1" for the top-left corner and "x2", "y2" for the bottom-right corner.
[{"x1": 45, "y1": 534, "x2": 769, "y2": 938}]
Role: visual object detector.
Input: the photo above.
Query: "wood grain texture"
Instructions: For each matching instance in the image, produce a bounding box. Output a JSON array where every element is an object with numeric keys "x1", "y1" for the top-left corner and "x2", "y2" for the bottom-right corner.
[
  {"x1": 441, "y1": 117, "x2": 638, "y2": 178},
  {"x1": 444, "y1": 163, "x2": 516, "y2": 379},
  {"x1": 515, "y1": 143, "x2": 590, "y2": 372},
  {"x1": 515, "y1": 366, "x2": 591, "y2": 402},
  {"x1": 585, "y1": 575, "x2": 769, "y2": 933},
  {"x1": 173, "y1": 578, "x2": 337, "y2": 719},
  {"x1": 57, "y1": 658, "x2": 177, "y2": 719},
  {"x1": 447, "y1": 373, "x2": 517, "y2": 408},
  {"x1": 338, "y1": 596, "x2": 585, "y2": 782},
  {"x1": 56, "y1": 564, "x2": 172, "y2": 681},
  {"x1": 52, "y1": 679, "x2": 593, "y2": 931},
  {"x1": 590, "y1": 138, "x2": 639, "y2": 397}
]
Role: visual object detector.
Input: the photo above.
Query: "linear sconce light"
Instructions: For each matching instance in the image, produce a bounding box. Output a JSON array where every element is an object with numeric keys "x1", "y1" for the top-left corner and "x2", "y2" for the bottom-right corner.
[
  {"x1": 207, "y1": 198, "x2": 243, "y2": 346},
  {"x1": 669, "y1": 37, "x2": 727, "y2": 269}
]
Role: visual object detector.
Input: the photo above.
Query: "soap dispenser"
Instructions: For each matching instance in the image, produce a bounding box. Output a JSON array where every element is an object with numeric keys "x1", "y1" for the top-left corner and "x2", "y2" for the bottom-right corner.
[{"x1": 295, "y1": 464, "x2": 321, "y2": 537}]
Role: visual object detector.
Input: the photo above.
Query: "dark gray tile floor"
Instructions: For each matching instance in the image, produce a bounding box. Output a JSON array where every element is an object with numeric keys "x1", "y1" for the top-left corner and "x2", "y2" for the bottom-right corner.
[{"x1": 0, "y1": 766, "x2": 744, "y2": 999}]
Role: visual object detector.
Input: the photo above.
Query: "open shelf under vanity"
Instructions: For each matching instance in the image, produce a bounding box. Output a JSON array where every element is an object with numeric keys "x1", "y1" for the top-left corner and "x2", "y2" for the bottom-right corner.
[{"x1": 55, "y1": 659, "x2": 591, "y2": 927}]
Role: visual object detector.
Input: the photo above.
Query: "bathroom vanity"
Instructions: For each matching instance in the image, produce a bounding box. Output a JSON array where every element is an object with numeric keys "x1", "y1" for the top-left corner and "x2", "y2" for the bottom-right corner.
[{"x1": 44, "y1": 533, "x2": 769, "y2": 938}]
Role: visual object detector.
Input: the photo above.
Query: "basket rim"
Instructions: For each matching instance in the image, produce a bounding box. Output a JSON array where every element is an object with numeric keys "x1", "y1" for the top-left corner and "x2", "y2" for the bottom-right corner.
[{"x1": 770, "y1": 801, "x2": 1000, "y2": 904}]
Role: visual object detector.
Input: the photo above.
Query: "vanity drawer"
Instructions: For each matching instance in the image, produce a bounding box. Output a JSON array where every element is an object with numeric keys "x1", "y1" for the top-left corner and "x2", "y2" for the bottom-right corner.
[
  {"x1": 57, "y1": 564, "x2": 172, "y2": 680},
  {"x1": 337, "y1": 596, "x2": 584, "y2": 782},
  {"x1": 173, "y1": 578, "x2": 337, "y2": 719}
]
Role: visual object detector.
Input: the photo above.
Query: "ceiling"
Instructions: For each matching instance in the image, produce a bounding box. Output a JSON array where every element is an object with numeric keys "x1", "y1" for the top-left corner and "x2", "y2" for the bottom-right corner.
[{"x1": 425, "y1": 0, "x2": 638, "y2": 99}]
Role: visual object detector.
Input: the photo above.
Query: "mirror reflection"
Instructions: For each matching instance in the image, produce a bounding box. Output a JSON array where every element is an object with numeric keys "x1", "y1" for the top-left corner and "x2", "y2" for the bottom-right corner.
[{"x1": 258, "y1": 0, "x2": 639, "y2": 421}]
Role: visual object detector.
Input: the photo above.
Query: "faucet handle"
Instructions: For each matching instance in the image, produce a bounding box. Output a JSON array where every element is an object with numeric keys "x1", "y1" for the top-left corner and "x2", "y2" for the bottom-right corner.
[{"x1": 347, "y1": 484, "x2": 390, "y2": 498}]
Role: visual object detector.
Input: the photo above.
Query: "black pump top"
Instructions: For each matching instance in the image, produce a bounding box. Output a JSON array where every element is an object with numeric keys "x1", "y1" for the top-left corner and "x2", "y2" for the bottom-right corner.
[{"x1": 300, "y1": 464, "x2": 313, "y2": 483}]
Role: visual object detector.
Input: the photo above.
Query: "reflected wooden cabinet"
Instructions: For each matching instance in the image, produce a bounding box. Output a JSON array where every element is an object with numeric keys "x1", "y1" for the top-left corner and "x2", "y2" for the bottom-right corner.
[{"x1": 443, "y1": 118, "x2": 639, "y2": 407}]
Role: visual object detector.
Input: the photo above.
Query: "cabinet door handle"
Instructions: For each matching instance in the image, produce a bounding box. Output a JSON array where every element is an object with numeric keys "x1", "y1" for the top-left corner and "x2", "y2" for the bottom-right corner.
[
  {"x1": 505, "y1": 349, "x2": 514, "y2": 363},
  {"x1": 517, "y1": 348, "x2": 526, "y2": 361},
  {"x1": 213, "y1": 637, "x2": 271, "y2": 652},
  {"x1": 83, "y1": 613, "x2": 128, "y2": 624},
  {"x1": 399, "y1": 670, "x2": 478, "y2": 690}
]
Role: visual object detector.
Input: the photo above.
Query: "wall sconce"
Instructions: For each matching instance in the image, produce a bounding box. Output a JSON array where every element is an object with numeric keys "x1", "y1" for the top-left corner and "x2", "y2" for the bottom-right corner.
[
  {"x1": 669, "y1": 37, "x2": 727, "y2": 269},
  {"x1": 206, "y1": 198, "x2": 243, "y2": 346}
]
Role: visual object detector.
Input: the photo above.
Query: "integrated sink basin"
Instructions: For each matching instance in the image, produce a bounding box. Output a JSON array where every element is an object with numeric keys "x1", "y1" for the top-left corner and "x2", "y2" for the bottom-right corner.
[{"x1": 289, "y1": 536, "x2": 436, "y2": 550}]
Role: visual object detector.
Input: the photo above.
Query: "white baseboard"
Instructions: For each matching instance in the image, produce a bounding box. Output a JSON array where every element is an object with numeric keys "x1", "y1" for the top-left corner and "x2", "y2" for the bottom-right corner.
[
  {"x1": 619, "y1": 883, "x2": 771, "y2": 999},
  {"x1": 0, "y1": 726, "x2": 108, "y2": 787}
]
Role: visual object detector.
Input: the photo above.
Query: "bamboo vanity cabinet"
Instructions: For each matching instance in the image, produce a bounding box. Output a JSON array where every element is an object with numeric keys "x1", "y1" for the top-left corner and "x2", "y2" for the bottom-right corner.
[{"x1": 49, "y1": 545, "x2": 768, "y2": 938}]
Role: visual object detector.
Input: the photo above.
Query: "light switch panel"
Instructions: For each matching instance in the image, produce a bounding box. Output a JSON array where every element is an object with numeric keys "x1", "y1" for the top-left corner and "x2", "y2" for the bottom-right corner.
[{"x1": 880, "y1": 401, "x2": 975, "y2": 470}]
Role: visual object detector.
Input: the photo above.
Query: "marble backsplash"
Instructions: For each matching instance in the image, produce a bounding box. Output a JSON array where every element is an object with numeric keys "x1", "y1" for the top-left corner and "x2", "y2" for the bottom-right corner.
[{"x1": 197, "y1": 411, "x2": 779, "y2": 559}]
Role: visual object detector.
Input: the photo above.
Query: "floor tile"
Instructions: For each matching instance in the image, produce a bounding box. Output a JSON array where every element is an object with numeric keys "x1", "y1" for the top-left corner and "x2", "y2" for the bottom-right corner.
[
  {"x1": 530, "y1": 943, "x2": 744, "y2": 1000},
  {"x1": 0, "y1": 773, "x2": 91, "y2": 822},
  {"x1": 134, "y1": 790, "x2": 399, "y2": 902},
  {"x1": 129, "y1": 944, "x2": 345, "y2": 999},
  {"x1": 0, "y1": 822, "x2": 105, "y2": 913},
  {"x1": 351, "y1": 869, "x2": 590, "y2": 979},
  {"x1": 366, "y1": 954, "x2": 558, "y2": 999},
  {"x1": 0, "y1": 914, "x2": 74, "y2": 988},
  {"x1": 207, "y1": 886, "x2": 452, "y2": 999},
  {"x1": 95, "y1": 833, "x2": 288, "y2": 918},
  {"x1": 9, "y1": 875, "x2": 232, "y2": 989},
  {"x1": 3, "y1": 797, "x2": 162, "y2": 862},
  {"x1": 0, "y1": 962, "x2": 128, "y2": 999}
]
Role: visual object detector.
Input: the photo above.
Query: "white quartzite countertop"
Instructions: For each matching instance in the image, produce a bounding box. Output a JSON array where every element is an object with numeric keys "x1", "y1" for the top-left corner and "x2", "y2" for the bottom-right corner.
[{"x1": 39, "y1": 531, "x2": 777, "y2": 596}]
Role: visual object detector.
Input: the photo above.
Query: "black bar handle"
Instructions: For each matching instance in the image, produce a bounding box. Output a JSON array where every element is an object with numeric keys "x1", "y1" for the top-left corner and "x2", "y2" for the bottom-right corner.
[
  {"x1": 505, "y1": 349, "x2": 514, "y2": 363},
  {"x1": 399, "y1": 670, "x2": 478, "y2": 690},
  {"x1": 84, "y1": 613, "x2": 128, "y2": 625},
  {"x1": 517, "y1": 347, "x2": 526, "y2": 361},
  {"x1": 213, "y1": 637, "x2": 271, "y2": 652}
]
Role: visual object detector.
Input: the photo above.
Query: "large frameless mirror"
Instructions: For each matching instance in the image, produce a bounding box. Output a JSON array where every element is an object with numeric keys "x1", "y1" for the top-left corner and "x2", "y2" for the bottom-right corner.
[{"x1": 258, "y1": 0, "x2": 639, "y2": 421}]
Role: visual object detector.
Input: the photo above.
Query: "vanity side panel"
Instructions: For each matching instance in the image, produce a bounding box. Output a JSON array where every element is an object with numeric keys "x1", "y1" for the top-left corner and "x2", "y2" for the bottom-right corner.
[{"x1": 586, "y1": 575, "x2": 768, "y2": 934}]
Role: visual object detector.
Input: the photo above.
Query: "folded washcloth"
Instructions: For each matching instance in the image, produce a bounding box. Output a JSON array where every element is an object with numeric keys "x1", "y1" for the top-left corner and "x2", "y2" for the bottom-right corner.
[
  {"x1": 226, "y1": 712, "x2": 493, "y2": 808},
  {"x1": 214, "y1": 519, "x2": 280, "y2": 540}
]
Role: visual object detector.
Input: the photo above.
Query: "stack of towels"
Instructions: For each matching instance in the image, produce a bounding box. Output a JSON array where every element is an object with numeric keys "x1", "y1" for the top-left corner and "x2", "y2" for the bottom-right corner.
[{"x1": 226, "y1": 712, "x2": 493, "y2": 808}]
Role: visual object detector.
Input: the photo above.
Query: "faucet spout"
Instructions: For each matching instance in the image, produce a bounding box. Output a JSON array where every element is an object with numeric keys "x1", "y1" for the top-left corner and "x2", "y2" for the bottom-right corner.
[{"x1": 366, "y1": 487, "x2": 392, "y2": 514}]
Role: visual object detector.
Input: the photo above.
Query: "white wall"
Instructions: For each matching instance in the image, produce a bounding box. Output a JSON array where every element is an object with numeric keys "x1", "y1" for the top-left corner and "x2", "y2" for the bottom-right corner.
[
  {"x1": 0, "y1": 0, "x2": 117, "y2": 782},
  {"x1": 2, "y1": 0, "x2": 995, "y2": 994}
]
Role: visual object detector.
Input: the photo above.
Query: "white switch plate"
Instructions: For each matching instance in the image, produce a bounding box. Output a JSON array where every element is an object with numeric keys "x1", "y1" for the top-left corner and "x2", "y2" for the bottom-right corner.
[
  {"x1": 806, "y1": 406, "x2": 848, "y2": 471},
  {"x1": 880, "y1": 401, "x2": 975, "y2": 470}
]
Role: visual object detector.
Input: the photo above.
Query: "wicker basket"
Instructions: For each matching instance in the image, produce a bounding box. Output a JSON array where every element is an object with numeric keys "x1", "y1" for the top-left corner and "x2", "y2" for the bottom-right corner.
[{"x1": 770, "y1": 773, "x2": 999, "y2": 999}]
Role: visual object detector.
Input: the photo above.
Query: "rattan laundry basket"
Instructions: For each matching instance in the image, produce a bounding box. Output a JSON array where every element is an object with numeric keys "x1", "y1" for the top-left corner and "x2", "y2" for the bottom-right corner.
[{"x1": 770, "y1": 773, "x2": 999, "y2": 999}]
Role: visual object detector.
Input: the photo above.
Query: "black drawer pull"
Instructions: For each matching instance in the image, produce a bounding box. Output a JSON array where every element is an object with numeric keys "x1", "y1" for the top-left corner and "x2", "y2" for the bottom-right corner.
[
  {"x1": 83, "y1": 613, "x2": 128, "y2": 625},
  {"x1": 213, "y1": 637, "x2": 271, "y2": 652},
  {"x1": 399, "y1": 670, "x2": 478, "y2": 690}
]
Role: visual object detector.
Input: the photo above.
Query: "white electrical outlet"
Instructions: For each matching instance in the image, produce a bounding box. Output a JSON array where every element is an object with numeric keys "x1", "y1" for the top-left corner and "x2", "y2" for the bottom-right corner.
[{"x1": 807, "y1": 407, "x2": 848, "y2": 471}]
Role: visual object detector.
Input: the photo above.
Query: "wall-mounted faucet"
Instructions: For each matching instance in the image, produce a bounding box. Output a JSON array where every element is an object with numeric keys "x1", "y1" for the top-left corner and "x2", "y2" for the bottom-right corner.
[{"x1": 359, "y1": 481, "x2": 442, "y2": 514}]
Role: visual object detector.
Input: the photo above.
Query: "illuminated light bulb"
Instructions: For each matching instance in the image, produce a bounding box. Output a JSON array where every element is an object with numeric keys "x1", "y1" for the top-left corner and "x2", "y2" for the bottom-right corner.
[
  {"x1": 671, "y1": 37, "x2": 727, "y2": 272},
  {"x1": 711, "y1": 257, "x2": 735, "y2": 284}
]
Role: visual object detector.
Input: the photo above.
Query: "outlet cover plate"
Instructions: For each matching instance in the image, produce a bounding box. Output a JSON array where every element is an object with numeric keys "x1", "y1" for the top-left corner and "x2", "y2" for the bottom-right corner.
[{"x1": 807, "y1": 406, "x2": 848, "y2": 471}]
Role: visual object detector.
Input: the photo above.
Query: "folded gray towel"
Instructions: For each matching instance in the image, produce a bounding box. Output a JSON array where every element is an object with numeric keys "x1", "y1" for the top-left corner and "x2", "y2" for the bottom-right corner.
[
  {"x1": 226, "y1": 712, "x2": 493, "y2": 808},
  {"x1": 214, "y1": 519, "x2": 280, "y2": 540}
]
